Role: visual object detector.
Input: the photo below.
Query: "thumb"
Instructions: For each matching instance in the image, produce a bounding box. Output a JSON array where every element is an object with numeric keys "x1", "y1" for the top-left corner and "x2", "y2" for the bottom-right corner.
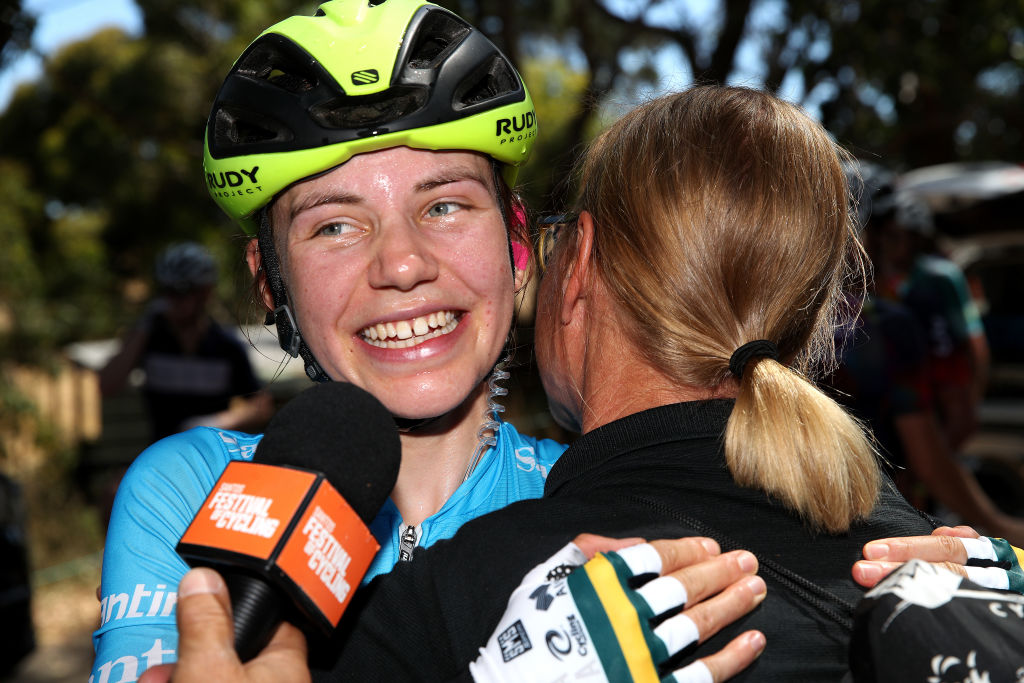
[{"x1": 174, "y1": 568, "x2": 245, "y2": 679}]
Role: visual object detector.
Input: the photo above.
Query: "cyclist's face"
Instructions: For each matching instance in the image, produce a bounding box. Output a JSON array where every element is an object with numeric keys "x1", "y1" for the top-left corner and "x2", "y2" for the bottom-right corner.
[{"x1": 265, "y1": 147, "x2": 515, "y2": 420}]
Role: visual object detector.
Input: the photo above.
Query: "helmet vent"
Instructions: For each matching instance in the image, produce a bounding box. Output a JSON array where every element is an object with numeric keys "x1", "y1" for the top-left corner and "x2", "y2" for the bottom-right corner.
[
  {"x1": 454, "y1": 54, "x2": 517, "y2": 109},
  {"x1": 407, "y1": 10, "x2": 471, "y2": 69},
  {"x1": 310, "y1": 87, "x2": 428, "y2": 129},
  {"x1": 236, "y1": 41, "x2": 318, "y2": 94},
  {"x1": 214, "y1": 106, "x2": 292, "y2": 146}
]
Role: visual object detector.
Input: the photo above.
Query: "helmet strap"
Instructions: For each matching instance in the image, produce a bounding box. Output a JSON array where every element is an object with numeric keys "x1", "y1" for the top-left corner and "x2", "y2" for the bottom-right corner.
[
  {"x1": 257, "y1": 210, "x2": 329, "y2": 383},
  {"x1": 492, "y1": 162, "x2": 517, "y2": 273}
]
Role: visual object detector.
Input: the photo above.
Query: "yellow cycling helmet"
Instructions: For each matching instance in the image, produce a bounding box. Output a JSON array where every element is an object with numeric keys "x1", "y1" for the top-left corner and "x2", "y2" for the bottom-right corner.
[{"x1": 204, "y1": 0, "x2": 537, "y2": 234}]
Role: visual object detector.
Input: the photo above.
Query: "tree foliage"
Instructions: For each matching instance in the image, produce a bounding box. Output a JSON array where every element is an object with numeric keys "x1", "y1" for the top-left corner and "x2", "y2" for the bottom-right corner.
[
  {"x1": 0, "y1": 0, "x2": 34, "y2": 69},
  {"x1": 1, "y1": 0, "x2": 1023, "y2": 362}
]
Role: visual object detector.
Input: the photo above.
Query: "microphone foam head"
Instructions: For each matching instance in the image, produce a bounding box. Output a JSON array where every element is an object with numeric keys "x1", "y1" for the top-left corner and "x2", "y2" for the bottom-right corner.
[{"x1": 256, "y1": 382, "x2": 401, "y2": 524}]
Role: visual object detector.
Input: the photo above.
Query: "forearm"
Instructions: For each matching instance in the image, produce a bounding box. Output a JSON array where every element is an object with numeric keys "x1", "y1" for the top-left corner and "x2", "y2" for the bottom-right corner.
[
  {"x1": 185, "y1": 392, "x2": 274, "y2": 433},
  {"x1": 99, "y1": 324, "x2": 151, "y2": 396},
  {"x1": 896, "y1": 413, "x2": 1010, "y2": 533}
]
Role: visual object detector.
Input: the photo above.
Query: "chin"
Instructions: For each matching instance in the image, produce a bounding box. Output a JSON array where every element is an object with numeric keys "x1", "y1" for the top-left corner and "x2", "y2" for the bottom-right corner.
[
  {"x1": 548, "y1": 399, "x2": 582, "y2": 434},
  {"x1": 380, "y1": 390, "x2": 465, "y2": 423}
]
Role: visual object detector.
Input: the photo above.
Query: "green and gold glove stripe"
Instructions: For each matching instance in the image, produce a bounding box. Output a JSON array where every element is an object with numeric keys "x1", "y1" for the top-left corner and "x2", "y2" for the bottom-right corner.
[{"x1": 569, "y1": 553, "x2": 660, "y2": 683}]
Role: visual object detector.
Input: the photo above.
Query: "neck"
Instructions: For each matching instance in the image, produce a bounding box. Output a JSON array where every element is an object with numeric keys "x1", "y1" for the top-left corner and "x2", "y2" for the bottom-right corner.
[
  {"x1": 575, "y1": 309, "x2": 735, "y2": 434},
  {"x1": 389, "y1": 382, "x2": 492, "y2": 527}
]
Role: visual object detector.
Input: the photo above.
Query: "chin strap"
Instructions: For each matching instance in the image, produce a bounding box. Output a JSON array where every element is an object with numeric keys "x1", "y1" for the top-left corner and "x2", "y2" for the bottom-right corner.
[{"x1": 257, "y1": 211, "x2": 329, "y2": 383}]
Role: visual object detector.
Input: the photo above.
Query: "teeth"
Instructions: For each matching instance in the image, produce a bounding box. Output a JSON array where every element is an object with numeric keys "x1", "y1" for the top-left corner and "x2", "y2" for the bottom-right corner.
[{"x1": 361, "y1": 310, "x2": 460, "y2": 349}]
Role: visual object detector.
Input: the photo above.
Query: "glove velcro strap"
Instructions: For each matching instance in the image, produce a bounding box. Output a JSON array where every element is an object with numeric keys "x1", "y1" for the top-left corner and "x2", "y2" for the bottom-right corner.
[
  {"x1": 567, "y1": 552, "x2": 667, "y2": 682},
  {"x1": 990, "y1": 538, "x2": 1024, "y2": 593}
]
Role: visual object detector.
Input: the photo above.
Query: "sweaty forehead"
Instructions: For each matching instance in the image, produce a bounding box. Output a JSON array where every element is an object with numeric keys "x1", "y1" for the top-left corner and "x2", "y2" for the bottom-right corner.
[{"x1": 271, "y1": 148, "x2": 496, "y2": 223}]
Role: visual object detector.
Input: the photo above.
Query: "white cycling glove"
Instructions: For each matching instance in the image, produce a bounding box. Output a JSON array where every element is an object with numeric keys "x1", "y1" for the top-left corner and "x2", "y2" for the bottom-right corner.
[
  {"x1": 470, "y1": 541, "x2": 710, "y2": 683},
  {"x1": 960, "y1": 536, "x2": 1024, "y2": 593}
]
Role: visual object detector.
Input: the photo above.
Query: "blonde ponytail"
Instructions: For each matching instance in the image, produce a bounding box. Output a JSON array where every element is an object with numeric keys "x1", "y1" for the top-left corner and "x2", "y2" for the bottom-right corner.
[{"x1": 725, "y1": 357, "x2": 879, "y2": 533}]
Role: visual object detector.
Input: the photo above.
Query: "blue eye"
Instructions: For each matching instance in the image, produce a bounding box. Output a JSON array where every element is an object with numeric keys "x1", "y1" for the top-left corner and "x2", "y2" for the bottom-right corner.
[
  {"x1": 427, "y1": 202, "x2": 461, "y2": 218},
  {"x1": 318, "y1": 221, "x2": 358, "y2": 237}
]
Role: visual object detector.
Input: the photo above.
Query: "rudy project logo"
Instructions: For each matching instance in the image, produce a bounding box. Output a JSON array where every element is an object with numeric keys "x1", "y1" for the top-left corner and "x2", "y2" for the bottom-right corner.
[
  {"x1": 495, "y1": 110, "x2": 537, "y2": 146},
  {"x1": 351, "y1": 69, "x2": 379, "y2": 85},
  {"x1": 206, "y1": 166, "x2": 262, "y2": 200}
]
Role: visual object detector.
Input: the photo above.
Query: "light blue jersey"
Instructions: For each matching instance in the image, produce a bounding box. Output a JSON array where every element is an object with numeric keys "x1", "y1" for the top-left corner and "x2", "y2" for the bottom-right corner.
[{"x1": 90, "y1": 422, "x2": 565, "y2": 683}]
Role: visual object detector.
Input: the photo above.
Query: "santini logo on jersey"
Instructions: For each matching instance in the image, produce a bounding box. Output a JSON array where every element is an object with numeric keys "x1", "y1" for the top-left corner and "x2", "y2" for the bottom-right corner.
[
  {"x1": 99, "y1": 583, "x2": 177, "y2": 626},
  {"x1": 91, "y1": 638, "x2": 175, "y2": 683}
]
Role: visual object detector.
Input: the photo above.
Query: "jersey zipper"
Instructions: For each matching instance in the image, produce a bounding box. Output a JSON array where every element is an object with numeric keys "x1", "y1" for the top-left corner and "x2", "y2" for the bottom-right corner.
[{"x1": 398, "y1": 523, "x2": 420, "y2": 562}]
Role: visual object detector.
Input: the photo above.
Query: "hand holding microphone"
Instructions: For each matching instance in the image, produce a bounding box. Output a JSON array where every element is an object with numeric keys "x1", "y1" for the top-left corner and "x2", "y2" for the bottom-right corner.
[
  {"x1": 138, "y1": 567, "x2": 310, "y2": 683},
  {"x1": 174, "y1": 381, "x2": 401, "y2": 661}
]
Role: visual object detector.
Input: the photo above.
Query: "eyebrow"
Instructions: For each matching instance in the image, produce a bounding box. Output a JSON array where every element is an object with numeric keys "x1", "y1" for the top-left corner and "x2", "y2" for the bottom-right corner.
[
  {"x1": 287, "y1": 189, "x2": 363, "y2": 222},
  {"x1": 416, "y1": 166, "x2": 494, "y2": 194}
]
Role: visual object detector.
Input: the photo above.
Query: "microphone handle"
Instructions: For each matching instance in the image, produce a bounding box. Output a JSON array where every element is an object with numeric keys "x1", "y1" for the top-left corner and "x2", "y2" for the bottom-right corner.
[{"x1": 225, "y1": 572, "x2": 286, "y2": 661}]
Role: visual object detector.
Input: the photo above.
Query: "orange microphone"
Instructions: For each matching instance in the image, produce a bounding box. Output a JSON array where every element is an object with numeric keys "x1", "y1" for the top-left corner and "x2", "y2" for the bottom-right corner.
[{"x1": 176, "y1": 382, "x2": 400, "y2": 660}]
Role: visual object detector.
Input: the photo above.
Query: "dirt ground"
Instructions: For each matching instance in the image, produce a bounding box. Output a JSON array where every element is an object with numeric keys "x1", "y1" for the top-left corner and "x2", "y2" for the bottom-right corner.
[{"x1": 7, "y1": 570, "x2": 100, "y2": 683}]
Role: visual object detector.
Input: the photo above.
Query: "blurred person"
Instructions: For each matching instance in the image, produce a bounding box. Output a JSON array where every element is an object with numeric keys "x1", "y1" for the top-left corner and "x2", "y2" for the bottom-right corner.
[
  {"x1": 829, "y1": 287, "x2": 1024, "y2": 546},
  {"x1": 0, "y1": 472, "x2": 34, "y2": 676},
  {"x1": 99, "y1": 242, "x2": 273, "y2": 440},
  {"x1": 873, "y1": 193, "x2": 989, "y2": 450},
  {"x1": 833, "y1": 167, "x2": 1023, "y2": 541}
]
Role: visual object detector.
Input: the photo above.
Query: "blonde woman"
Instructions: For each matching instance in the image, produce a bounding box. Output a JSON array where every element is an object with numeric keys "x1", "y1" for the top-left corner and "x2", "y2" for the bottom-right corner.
[{"x1": 141, "y1": 85, "x2": 1024, "y2": 683}]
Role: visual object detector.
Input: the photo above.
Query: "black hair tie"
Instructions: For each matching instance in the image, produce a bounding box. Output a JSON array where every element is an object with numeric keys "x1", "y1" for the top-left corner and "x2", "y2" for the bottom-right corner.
[{"x1": 729, "y1": 340, "x2": 779, "y2": 378}]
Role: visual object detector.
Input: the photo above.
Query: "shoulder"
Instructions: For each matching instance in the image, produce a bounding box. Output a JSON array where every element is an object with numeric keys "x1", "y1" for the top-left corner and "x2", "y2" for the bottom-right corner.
[
  {"x1": 107, "y1": 428, "x2": 264, "y2": 557},
  {"x1": 496, "y1": 420, "x2": 568, "y2": 472},
  {"x1": 867, "y1": 483, "x2": 939, "y2": 534},
  {"x1": 122, "y1": 428, "x2": 262, "y2": 490},
  {"x1": 435, "y1": 422, "x2": 567, "y2": 518}
]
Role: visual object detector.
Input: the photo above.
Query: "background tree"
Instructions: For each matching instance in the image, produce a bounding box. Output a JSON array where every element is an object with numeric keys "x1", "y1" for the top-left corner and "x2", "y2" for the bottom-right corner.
[
  {"x1": 0, "y1": 0, "x2": 34, "y2": 68},
  {"x1": 2, "y1": 0, "x2": 1024, "y2": 362},
  {"x1": 437, "y1": 0, "x2": 1024, "y2": 205}
]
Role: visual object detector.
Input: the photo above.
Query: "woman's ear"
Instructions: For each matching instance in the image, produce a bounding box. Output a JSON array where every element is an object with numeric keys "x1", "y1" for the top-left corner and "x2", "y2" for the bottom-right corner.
[
  {"x1": 560, "y1": 211, "x2": 596, "y2": 324},
  {"x1": 244, "y1": 238, "x2": 274, "y2": 312},
  {"x1": 512, "y1": 241, "x2": 530, "y2": 291}
]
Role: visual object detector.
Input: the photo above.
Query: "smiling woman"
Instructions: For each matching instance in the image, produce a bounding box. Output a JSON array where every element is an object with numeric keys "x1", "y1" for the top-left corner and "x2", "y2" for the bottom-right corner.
[{"x1": 90, "y1": 2, "x2": 567, "y2": 681}]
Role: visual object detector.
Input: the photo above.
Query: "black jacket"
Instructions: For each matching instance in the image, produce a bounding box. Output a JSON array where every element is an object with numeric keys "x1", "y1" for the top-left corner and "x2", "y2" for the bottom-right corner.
[{"x1": 314, "y1": 400, "x2": 937, "y2": 681}]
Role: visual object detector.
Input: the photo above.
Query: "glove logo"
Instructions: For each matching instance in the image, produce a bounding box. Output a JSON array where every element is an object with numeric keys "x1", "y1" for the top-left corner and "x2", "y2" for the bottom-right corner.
[
  {"x1": 530, "y1": 584, "x2": 555, "y2": 611},
  {"x1": 567, "y1": 614, "x2": 588, "y2": 655},
  {"x1": 351, "y1": 69, "x2": 379, "y2": 85},
  {"x1": 496, "y1": 620, "x2": 532, "y2": 662},
  {"x1": 545, "y1": 629, "x2": 571, "y2": 660},
  {"x1": 546, "y1": 564, "x2": 575, "y2": 581}
]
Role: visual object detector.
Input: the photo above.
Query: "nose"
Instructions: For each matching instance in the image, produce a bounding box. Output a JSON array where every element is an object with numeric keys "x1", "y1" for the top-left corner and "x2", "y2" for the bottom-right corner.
[{"x1": 367, "y1": 217, "x2": 439, "y2": 291}]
